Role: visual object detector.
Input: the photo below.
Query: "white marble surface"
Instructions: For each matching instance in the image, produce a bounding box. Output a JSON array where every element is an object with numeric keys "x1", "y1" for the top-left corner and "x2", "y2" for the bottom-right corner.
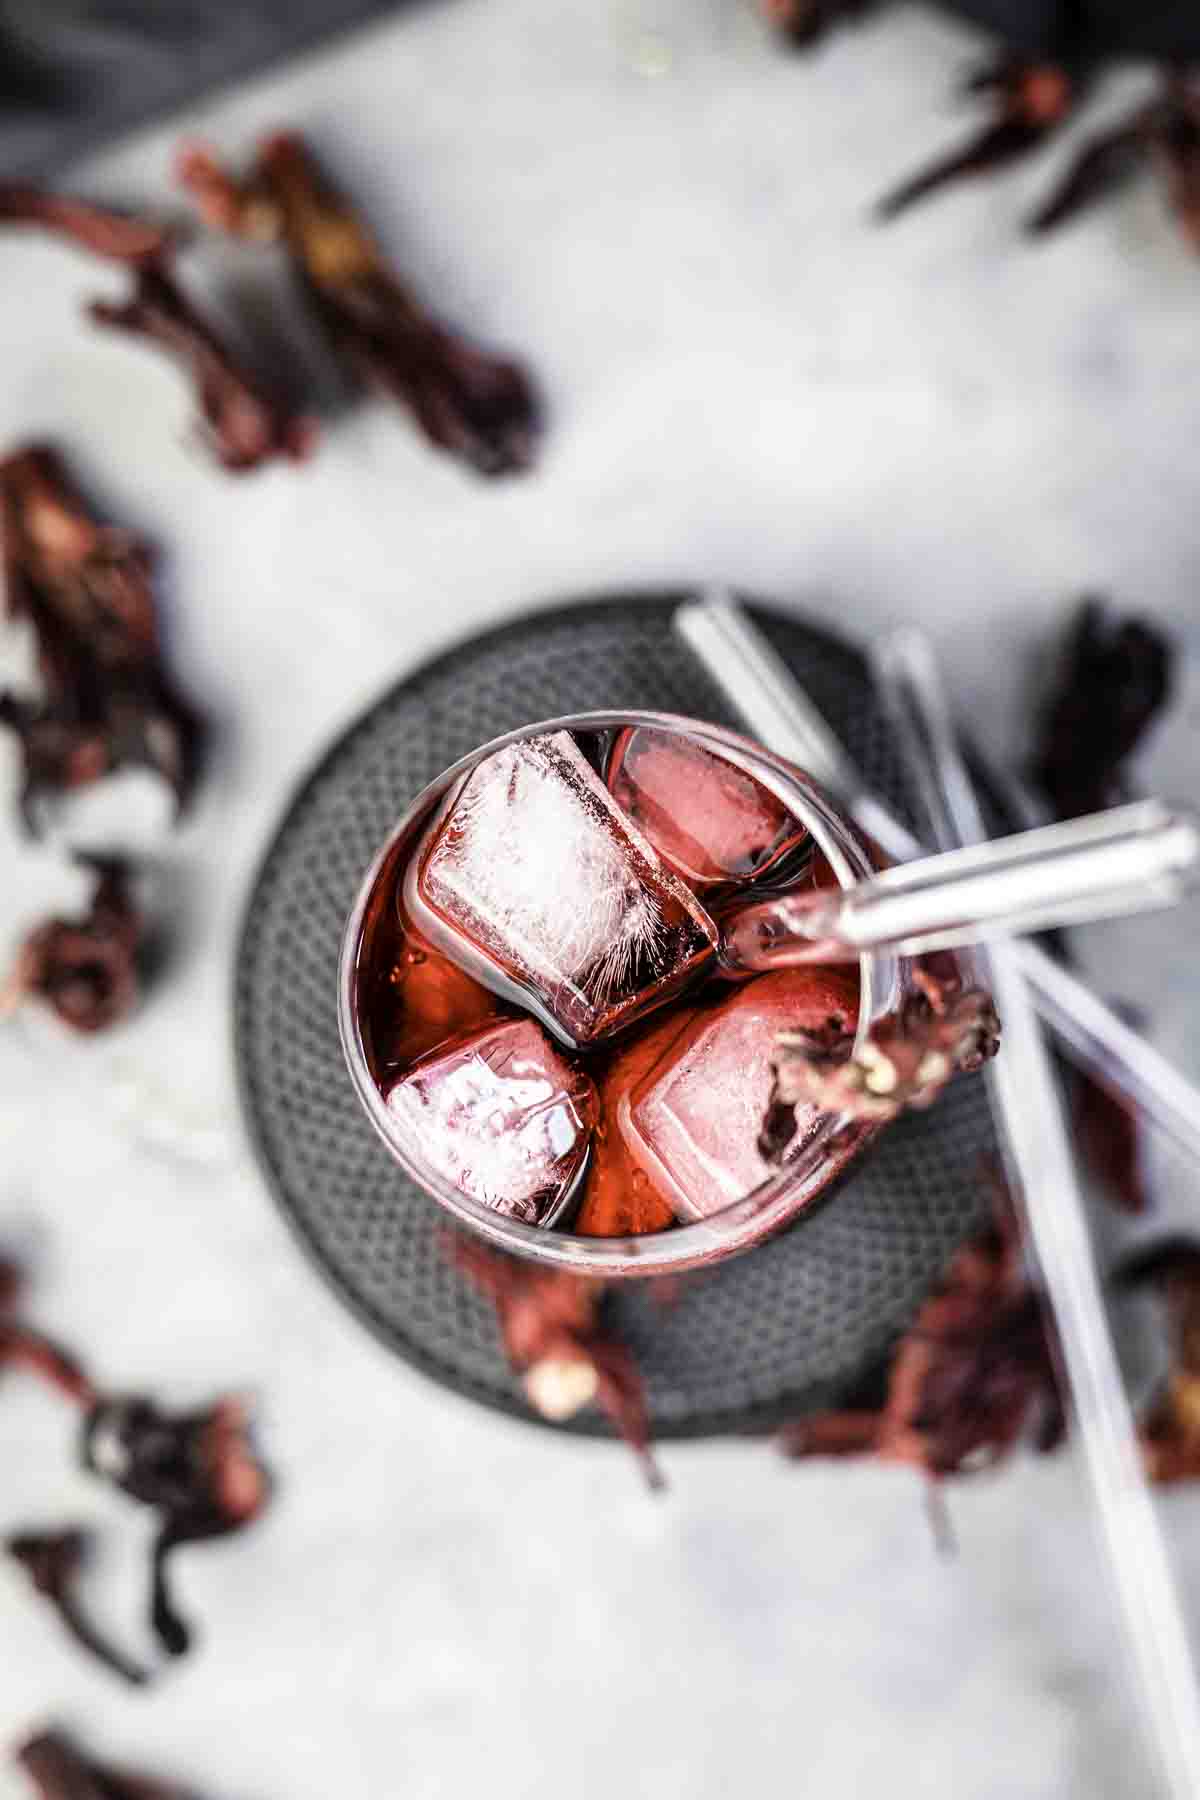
[{"x1": 2, "y1": 3, "x2": 1200, "y2": 1794}]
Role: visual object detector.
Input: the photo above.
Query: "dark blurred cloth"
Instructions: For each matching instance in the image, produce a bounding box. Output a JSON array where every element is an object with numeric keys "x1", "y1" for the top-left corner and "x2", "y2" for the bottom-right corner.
[
  {"x1": 0, "y1": 0, "x2": 403, "y2": 176},
  {"x1": 0, "y1": 1, "x2": 1196, "y2": 180}
]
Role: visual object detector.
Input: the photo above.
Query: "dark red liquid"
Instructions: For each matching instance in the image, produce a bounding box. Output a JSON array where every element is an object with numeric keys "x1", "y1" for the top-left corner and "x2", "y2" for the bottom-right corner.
[{"x1": 354, "y1": 727, "x2": 859, "y2": 1236}]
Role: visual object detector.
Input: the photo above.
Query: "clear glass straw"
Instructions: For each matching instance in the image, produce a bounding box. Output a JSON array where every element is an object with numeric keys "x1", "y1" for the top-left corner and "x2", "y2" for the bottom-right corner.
[
  {"x1": 722, "y1": 800, "x2": 1198, "y2": 968},
  {"x1": 872, "y1": 624, "x2": 1200, "y2": 1800},
  {"x1": 674, "y1": 592, "x2": 1200, "y2": 1170}
]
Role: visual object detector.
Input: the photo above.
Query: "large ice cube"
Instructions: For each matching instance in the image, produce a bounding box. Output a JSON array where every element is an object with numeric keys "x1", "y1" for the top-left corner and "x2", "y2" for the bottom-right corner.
[
  {"x1": 606, "y1": 727, "x2": 810, "y2": 891},
  {"x1": 622, "y1": 967, "x2": 859, "y2": 1222},
  {"x1": 384, "y1": 1017, "x2": 598, "y2": 1225},
  {"x1": 409, "y1": 731, "x2": 718, "y2": 1046}
]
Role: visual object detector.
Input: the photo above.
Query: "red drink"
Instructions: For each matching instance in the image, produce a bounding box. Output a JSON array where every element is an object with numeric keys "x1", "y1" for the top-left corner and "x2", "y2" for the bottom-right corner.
[{"x1": 346, "y1": 718, "x2": 872, "y2": 1254}]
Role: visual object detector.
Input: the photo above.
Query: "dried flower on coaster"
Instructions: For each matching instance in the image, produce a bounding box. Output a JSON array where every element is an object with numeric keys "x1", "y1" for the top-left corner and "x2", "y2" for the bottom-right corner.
[
  {"x1": 761, "y1": 0, "x2": 875, "y2": 49},
  {"x1": 0, "y1": 445, "x2": 204, "y2": 827},
  {"x1": 450, "y1": 1236, "x2": 662, "y2": 1487},
  {"x1": 81, "y1": 1394, "x2": 270, "y2": 1657},
  {"x1": 1114, "y1": 1241, "x2": 1200, "y2": 1484},
  {"x1": 780, "y1": 1179, "x2": 1064, "y2": 1479},
  {"x1": 5, "y1": 857, "x2": 146, "y2": 1034},
  {"x1": 177, "y1": 133, "x2": 540, "y2": 475},
  {"x1": 0, "y1": 184, "x2": 172, "y2": 264},
  {"x1": 0, "y1": 1256, "x2": 96, "y2": 1406},
  {"x1": 761, "y1": 962, "x2": 1000, "y2": 1154},
  {"x1": 1031, "y1": 73, "x2": 1200, "y2": 245},
  {"x1": 1031, "y1": 598, "x2": 1174, "y2": 821},
  {"x1": 16, "y1": 1729, "x2": 195, "y2": 1800},
  {"x1": 877, "y1": 58, "x2": 1077, "y2": 222},
  {"x1": 6, "y1": 1529, "x2": 150, "y2": 1687},
  {"x1": 88, "y1": 266, "x2": 318, "y2": 474}
]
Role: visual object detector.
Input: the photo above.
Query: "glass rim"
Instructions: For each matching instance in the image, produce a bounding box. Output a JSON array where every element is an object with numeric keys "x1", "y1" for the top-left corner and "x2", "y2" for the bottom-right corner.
[{"x1": 337, "y1": 709, "x2": 889, "y2": 1277}]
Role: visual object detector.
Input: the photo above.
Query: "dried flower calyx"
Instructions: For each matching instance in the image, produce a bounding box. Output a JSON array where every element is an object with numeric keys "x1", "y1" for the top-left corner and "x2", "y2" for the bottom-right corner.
[
  {"x1": 81, "y1": 1394, "x2": 270, "y2": 1657},
  {"x1": 0, "y1": 444, "x2": 203, "y2": 828},
  {"x1": 0, "y1": 184, "x2": 172, "y2": 264},
  {"x1": 1031, "y1": 598, "x2": 1173, "y2": 821},
  {"x1": 6, "y1": 857, "x2": 145, "y2": 1034},
  {"x1": 6, "y1": 1529, "x2": 150, "y2": 1686},
  {"x1": 780, "y1": 1181, "x2": 1064, "y2": 1478},
  {"x1": 451, "y1": 1236, "x2": 662, "y2": 1487},
  {"x1": 177, "y1": 132, "x2": 540, "y2": 475},
  {"x1": 89, "y1": 266, "x2": 318, "y2": 473},
  {"x1": 16, "y1": 1729, "x2": 195, "y2": 1800},
  {"x1": 761, "y1": 962, "x2": 1000, "y2": 1156}
]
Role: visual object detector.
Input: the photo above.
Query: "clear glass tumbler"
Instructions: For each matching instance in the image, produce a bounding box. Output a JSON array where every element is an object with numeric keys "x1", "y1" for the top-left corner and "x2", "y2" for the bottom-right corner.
[{"x1": 338, "y1": 710, "x2": 917, "y2": 1278}]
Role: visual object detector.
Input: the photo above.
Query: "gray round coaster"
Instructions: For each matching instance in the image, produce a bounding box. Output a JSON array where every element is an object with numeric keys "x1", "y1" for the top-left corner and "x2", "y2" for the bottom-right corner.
[{"x1": 234, "y1": 595, "x2": 997, "y2": 1439}]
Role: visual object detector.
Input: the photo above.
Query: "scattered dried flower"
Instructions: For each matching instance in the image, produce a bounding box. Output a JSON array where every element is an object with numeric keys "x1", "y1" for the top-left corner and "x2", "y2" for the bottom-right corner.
[
  {"x1": 88, "y1": 266, "x2": 318, "y2": 473},
  {"x1": 780, "y1": 1178, "x2": 1064, "y2": 1480},
  {"x1": 1031, "y1": 598, "x2": 1174, "y2": 821},
  {"x1": 0, "y1": 184, "x2": 172, "y2": 264},
  {"x1": 762, "y1": 0, "x2": 875, "y2": 49},
  {"x1": 81, "y1": 1394, "x2": 270, "y2": 1657},
  {"x1": 6, "y1": 857, "x2": 145, "y2": 1034},
  {"x1": 17, "y1": 1729, "x2": 194, "y2": 1800},
  {"x1": 877, "y1": 58, "x2": 1077, "y2": 222},
  {"x1": 1115, "y1": 1241, "x2": 1200, "y2": 1484},
  {"x1": 177, "y1": 132, "x2": 540, "y2": 475},
  {"x1": 6, "y1": 1529, "x2": 150, "y2": 1687},
  {"x1": 0, "y1": 444, "x2": 203, "y2": 827},
  {"x1": 451, "y1": 1236, "x2": 662, "y2": 1487}
]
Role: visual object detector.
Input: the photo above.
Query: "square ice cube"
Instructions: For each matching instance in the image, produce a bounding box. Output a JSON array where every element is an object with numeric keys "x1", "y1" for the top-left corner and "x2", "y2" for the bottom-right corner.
[
  {"x1": 384, "y1": 1017, "x2": 597, "y2": 1225},
  {"x1": 409, "y1": 731, "x2": 718, "y2": 1045},
  {"x1": 623, "y1": 967, "x2": 859, "y2": 1222},
  {"x1": 606, "y1": 726, "x2": 810, "y2": 890}
]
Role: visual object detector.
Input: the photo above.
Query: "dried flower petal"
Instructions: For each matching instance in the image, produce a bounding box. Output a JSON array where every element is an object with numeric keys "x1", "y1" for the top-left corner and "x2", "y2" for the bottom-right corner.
[
  {"x1": 1031, "y1": 598, "x2": 1173, "y2": 821},
  {"x1": 451, "y1": 1236, "x2": 662, "y2": 1487},
  {"x1": 178, "y1": 133, "x2": 540, "y2": 475},
  {"x1": 9, "y1": 856, "x2": 145, "y2": 1034},
  {"x1": 88, "y1": 266, "x2": 318, "y2": 474},
  {"x1": 877, "y1": 60, "x2": 1076, "y2": 221},
  {"x1": 0, "y1": 1256, "x2": 96, "y2": 1405},
  {"x1": 0, "y1": 185, "x2": 172, "y2": 264},
  {"x1": 6, "y1": 1529, "x2": 150, "y2": 1686},
  {"x1": 0, "y1": 445, "x2": 204, "y2": 827},
  {"x1": 81, "y1": 1394, "x2": 270, "y2": 1657},
  {"x1": 17, "y1": 1729, "x2": 194, "y2": 1800}
]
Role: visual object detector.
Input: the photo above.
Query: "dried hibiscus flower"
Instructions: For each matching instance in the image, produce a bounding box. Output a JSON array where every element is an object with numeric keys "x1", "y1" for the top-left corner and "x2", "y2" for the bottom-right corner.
[
  {"x1": 451, "y1": 1236, "x2": 662, "y2": 1488},
  {"x1": 0, "y1": 184, "x2": 172, "y2": 264},
  {"x1": 177, "y1": 133, "x2": 540, "y2": 475},
  {"x1": 16, "y1": 1729, "x2": 195, "y2": 1800},
  {"x1": 760, "y1": 961, "x2": 1000, "y2": 1156},
  {"x1": 81, "y1": 1393, "x2": 270, "y2": 1657},
  {"x1": 1031, "y1": 72, "x2": 1200, "y2": 245},
  {"x1": 878, "y1": 58, "x2": 1077, "y2": 222},
  {"x1": 0, "y1": 1255, "x2": 96, "y2": 1405},
  {"x1": 780, "y1": 1180, "x2": 1065, "y2": 1479},
  {"x1": 1115, "y1": 1241, "x2": 1200, "y2": 1484},
  {"x1": 5, "y1": 857, "x2": 145, "y2": 1034},
  {"x1": 89, "y1": 265, "x2": 318, "y2": 474},
  {"x1": 1031, "y1": 598, "x2": 1174, "y2": 822},
  {"x1": 6, "y1": 1529, "x2": 150, "y2": 1687},
  {"x1": 0, "y1": 444, "x2": 203, "y2": 827}
]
